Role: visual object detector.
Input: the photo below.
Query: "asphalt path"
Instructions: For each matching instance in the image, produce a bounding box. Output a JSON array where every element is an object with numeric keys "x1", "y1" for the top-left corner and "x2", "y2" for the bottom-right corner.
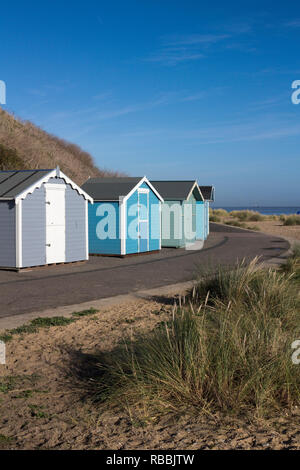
[{"x1": 0, "y1": 223, "x2": 289, "y2": 318}]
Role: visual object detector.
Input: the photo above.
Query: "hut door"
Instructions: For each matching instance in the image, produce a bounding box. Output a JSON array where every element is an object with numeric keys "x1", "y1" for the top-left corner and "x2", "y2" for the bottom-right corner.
[
  {"x1": 138, "y1": 189, "x2": 149, "y2": 252},
  {"x1": 45, "y1": 184, "x2": 66, "y2": 264}
]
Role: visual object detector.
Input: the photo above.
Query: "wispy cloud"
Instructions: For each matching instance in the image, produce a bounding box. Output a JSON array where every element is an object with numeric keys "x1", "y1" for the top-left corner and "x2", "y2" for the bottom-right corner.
[
  {"x1": 163, "y1": 33, "x2": 231, "y2": 46},
  {"x1": 93, "y1": 91, "x2": 113, "y2": 101},
  {"x1": 39, "y1": 92, "x2": 179, "y2": 138},
  {"x1": 284, "y1": 19, "x2": 300, "y2": 28},
  {"x1": 27, "y1": 88, "x2": 47, "y2": 97},
  {"x1": 145, "y1": 48, "x2": 204, "y2": 66},
  {"x1": 115, "y1": 116, "x2": 300, "y2": 145},
  {"x1": 172, "y1": 117, "x2": 300, "y2": 144},
  {"x1": 180, "y1": 92, "x2": 207, "y2": 102},
  {"x1": 145, "y1": 26, "x2": 254, "y2": 66}
]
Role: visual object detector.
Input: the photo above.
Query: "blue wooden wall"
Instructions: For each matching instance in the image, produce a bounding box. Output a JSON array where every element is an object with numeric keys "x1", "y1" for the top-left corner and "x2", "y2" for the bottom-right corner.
[
  {"x1": 88, "y1": 201, "x2": 121, "y2": 254},
  {"x1": 126, "y1": 181, "x2": 160, "y2": 254}
]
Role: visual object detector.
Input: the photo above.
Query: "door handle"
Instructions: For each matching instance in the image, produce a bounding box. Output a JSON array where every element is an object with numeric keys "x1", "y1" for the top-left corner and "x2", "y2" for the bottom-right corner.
[{"x1": 46, "y1": 244, "x2": 51, "y2": 247}]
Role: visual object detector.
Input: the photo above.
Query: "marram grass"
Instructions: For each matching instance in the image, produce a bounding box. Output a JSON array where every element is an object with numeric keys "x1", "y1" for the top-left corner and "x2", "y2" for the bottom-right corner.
[{"x1": 93, "y1": 258, "x2": 300, "y2": 420}]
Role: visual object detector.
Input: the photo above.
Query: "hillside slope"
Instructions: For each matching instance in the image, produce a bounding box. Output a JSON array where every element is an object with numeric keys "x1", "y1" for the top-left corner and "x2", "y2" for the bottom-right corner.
[{"x1": 0, "y1": 107, "x2": 118, "y2": 184}]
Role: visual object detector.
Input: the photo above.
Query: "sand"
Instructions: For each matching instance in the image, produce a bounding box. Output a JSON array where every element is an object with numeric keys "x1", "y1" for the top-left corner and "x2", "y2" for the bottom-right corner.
[
  {"x1": 215, "y1": 217, "x2": 300, "y2": 242},
  {"x1": 246, "y1": 220, "x2": 300, "y2": 242},
  {"x1": 0, "y1": 298, "x2": 299, "y2": 450}
]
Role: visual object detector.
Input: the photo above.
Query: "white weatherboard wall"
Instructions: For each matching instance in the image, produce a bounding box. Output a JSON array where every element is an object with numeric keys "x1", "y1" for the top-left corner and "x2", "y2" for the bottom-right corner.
[{"x1": 20, "y1": 177, "x2": 89, "y2": 268}]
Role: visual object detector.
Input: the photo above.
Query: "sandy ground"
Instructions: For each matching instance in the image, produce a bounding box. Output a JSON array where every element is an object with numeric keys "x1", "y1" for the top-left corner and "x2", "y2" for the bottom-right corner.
[
  {"x1": 0, "y1": 298, "x2": 299, "y2": 450},
  {"x1": 247, "y1": 221, "x2": 300, "y2": 241},
  {"x1": 219, "y1": 218, "x2": 300, "y2": 242}
]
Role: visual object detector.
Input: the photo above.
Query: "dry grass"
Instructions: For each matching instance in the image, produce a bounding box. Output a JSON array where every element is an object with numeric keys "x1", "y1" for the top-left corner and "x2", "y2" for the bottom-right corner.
[
  {"x1": 91, "y1": 258, "x2": 300, "y2": 421},
  {"x1": 210, "y1": 209, "x2": 300, "y2": 240},
  {"x1": 0, "y1": 108, "x2": 122, "y2": 183},
  {"x1": 0, "y1": 291, "x2": 299, "y2": 449},
  {"x1": 283, "y1": 215, "x2": 300, "y2": 226}
]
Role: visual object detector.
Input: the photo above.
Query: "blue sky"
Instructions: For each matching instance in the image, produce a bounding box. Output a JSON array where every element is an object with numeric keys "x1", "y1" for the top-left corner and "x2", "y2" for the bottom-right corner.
[{"x1": 1, "y1": 1, "x2": 300, "y2": 205}]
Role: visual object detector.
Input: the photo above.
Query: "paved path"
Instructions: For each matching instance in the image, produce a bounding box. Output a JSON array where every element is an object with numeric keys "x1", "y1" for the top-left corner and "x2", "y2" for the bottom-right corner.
[{"x1": 0, "y1": 224, "x2": 290, "y2": 319}]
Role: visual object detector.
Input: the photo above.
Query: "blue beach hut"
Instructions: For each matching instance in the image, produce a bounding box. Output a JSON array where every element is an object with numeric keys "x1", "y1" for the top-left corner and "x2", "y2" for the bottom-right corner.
[
  {"x1": 81, "y1": 177, "x2": 164, "y2": 256},
  {"x1": 199, "y1": 186, "x2": 215, "y2": 239}
]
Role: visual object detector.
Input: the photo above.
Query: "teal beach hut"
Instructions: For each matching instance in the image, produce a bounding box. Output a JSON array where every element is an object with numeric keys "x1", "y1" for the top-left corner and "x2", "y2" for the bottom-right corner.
[
  {"x1": 150, "y1": 180, "x2": 204, "y2": 248},
  {"x1": 81, "y1": 177, "x2": 164, "y2": 256},
  {"x1": 199, "y1": 186, "x2": 215, "y2": 239}
]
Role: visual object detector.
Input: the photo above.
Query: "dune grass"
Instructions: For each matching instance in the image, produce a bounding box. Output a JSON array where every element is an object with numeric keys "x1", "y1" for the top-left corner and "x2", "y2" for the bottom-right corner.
[
  {"x1": 210, "y1": 209, "x2": 228, "y2": 217},
  {"x1": 209, "y1": 215, "x2": 221, "y2": 222},
  {"x1": 283, "y1": 215, "x2": 300, "y2": 226},
  {"x1": 92, "y1": 258, "x2": 300, "y2": 420},
  {"x1": 280, "y1": 245, "x2": 300, "y2": 280},
  {"x1": 224, "y1": 220, "x2": 247, "y2": 228},
  {"x1": 229, "y1": 210, "x2": 266, "y2": 222}
]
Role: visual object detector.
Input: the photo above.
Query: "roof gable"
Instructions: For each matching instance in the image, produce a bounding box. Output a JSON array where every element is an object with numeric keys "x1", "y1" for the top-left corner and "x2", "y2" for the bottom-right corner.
[
  {"x1": 199, "y1": 186, "x2": 215, "y2": 201},
  {"x1": 0, "y1": 169, "x2": 53, "y2": 199},
  {"x1": 0, "y1": 168, "x2": 93, "y2": 202},
  {"x1": 81, "y1": 177, "x2": 142, "y2": 201},
  {"x1": 150, "y1": 180, "x2": 203, "y2": 201},
  {"x1": 81, "y1": 176, "x2": 164, "y2": 202}
]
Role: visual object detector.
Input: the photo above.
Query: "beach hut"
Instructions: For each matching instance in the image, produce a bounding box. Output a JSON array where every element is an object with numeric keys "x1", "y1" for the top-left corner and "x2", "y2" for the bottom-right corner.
[
  {"x1": 81, "y1": 177, "x2": 164, "y2": 256},
  {"x1": 150, "y1": 180, "x2": 204, "y2": 248},
  {"x1": 199, "y1": 185, "x2": 215, "y2": 239},
  {"x1": 0, "y1": 167, "x2": 93, "y2": 270}
]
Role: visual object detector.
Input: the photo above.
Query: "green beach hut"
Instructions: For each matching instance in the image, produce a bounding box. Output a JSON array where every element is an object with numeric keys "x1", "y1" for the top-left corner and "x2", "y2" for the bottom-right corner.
[{"x1": 150, "y1": 180, "x2": 204, "y2": 248}]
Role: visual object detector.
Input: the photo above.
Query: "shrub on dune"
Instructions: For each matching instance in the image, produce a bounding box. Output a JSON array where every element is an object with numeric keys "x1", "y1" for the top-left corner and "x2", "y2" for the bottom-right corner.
[
  {"x1": 210, "y1": 209, "x2": 228, "y2": 217},
  {"x1": 92, "y1": 258, "x2": 300, "y2": 420},
  {"x1": 283, "y1": 215, "x2": 300, "y2": 226},
  {"x1": 230, "y1": 210, "x2": 266, "y2": 222}
]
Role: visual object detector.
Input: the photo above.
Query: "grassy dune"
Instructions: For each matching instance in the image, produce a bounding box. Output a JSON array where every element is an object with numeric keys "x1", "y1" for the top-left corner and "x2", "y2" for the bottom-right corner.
[
  {"x1": 91, "y1": 251, "x2": 300, "y2": 421},
  {"x1": 210, "y1": 209, "x2": 300, "y2": 230},
  {"x1": 0, "y1": 108, "x2": 120, "y2": 183}
]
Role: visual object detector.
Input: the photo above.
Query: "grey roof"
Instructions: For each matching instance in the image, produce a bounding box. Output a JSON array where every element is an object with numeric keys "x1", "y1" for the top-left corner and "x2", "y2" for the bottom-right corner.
[
  {"x1": 199, "y1": 186, "x2": 214, "y2": 201},
  {"x1": 0, "y1": 169, "x2": 52, "y2": 199},
  {"x1": 81, "y1": 177, "x2": 142, "y2": 201},
  {"x1": 150, "y1": 180, "x2": 202, "y2": 201}
]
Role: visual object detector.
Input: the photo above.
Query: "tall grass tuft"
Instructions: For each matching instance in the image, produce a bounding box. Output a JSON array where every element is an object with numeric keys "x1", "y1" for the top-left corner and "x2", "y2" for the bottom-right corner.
[
  {"x1": 283, "y1": 215, "x2": 300, "y2": 226},
  {"x1": 280, "y1": 244, "x2": 300, "y2": 279},
  {"x1": 210, "y1": 209, "x2": 228, "y2": 217},
  {"x1": 229, "y1": 210, "x2": 266, "y2": 222},
  {"x1": 93, "y1": 259, "x2": 300, "y2": 420}
]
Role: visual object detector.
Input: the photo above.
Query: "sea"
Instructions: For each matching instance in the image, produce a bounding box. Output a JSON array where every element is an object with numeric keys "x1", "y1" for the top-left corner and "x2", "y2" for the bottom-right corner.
[{"x1": 213, "y1": 207, "x2": 300, "y2": 216}]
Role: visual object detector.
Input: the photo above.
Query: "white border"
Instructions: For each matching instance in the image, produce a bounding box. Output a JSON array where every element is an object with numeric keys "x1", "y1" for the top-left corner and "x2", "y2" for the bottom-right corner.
[
  {"x1": 159, "y1": 201, "x2": 162, "y2": 250},
  {"x1": 137, "y1": 189, "x2": 150, "y2": 252},
  {"x1": 187, "y1": 181, "x2": 204, "y2": 201},
  {"x1": 59, "y1": 170, "x2": 93, "y2": 203},
  {"x1": 85, "y1": 200, "x2": 89, "y2": 259},
  {"x1": 119, "y1": 195, "x2": 126, "y2": 255},
  {"x1": 15, "y1": 200, "x2": 22, "y2": 268},
  {"x1": 123, "y1": 176, "x2": 164, "y2": 203},
  {"x1": 15, "y1": 168, "x2": 93, "y2": 203}
]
